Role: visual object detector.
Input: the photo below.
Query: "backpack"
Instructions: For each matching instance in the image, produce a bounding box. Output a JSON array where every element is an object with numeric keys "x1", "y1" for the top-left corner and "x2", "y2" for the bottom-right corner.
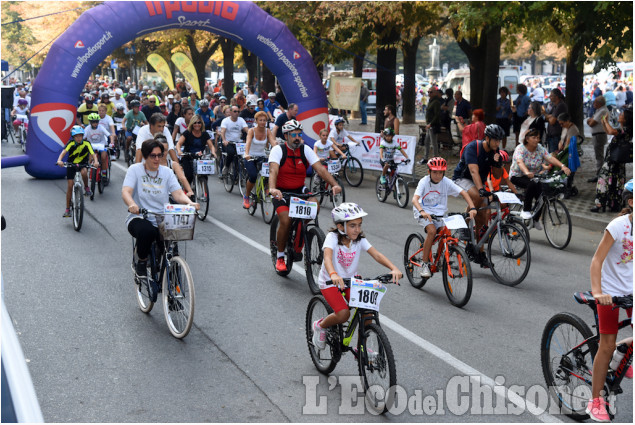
[
  {"x1": 279, "y1": 144, "x2": 309, "y2": 169},
  {"x1": 455, "y1": 140, "x2": 481, "y2": 179}
]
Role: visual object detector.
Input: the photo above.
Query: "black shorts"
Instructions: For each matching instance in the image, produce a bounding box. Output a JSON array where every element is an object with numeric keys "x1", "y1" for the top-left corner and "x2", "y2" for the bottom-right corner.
[
  {"x1": 272, "y1": 186, "x2": 306, "y2": 214},
  {"x1": 512, "y1": 113, "x2": 527, "y2": 133},
  {"x1": 496, "y1": 118, "x2": 512, "y2": 136},
  {"x1": 66, "y1": 163, "x2": 88, "y2": 180}
]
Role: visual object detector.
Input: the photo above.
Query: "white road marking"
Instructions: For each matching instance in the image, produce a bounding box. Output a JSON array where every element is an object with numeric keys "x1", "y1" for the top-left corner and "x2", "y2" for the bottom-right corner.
[{"x1": 207, "y1": 215, "x2": 562, "y2": 422}]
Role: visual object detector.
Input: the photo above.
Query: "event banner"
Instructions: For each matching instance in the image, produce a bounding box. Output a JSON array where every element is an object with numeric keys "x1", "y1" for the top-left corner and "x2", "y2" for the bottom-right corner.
[
  {"x1": 345, "y1": 131, "x2": 416, "y2": 175},
  {"x1": 171, "y1": 52, "x2": 201, "y2": 96},
  {"x1": 328, "y1": 77, "x2": 361, "y2": 111},
  {"x1": 147, "y1": 53, "x2": 175, "y2": 90}
]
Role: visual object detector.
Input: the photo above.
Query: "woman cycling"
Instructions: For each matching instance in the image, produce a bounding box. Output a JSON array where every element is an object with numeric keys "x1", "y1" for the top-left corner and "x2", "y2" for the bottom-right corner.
[
  {"x1": 311, "y1": 203, "x2": 401, "y2": 351},
  {"x1": 586, "y1": 180, "x2": 633, "y2": 422},
  {"x1": 172, "y1": 106, "x2": 194, "y2": 142},
  {"x1": 122, "y1": 139, "x2": 199, "y2": 278},
  {"x1": 242, "y1": 111, "x2": 277, "y2": 209},
  {"x1": 175, "y1": 114, "x2": 217, "y2": 184}
]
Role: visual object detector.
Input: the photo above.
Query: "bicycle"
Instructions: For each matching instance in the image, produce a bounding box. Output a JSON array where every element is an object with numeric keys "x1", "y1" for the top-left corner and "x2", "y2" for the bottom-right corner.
[
  {"x1": 61, "y1": 162, "x2": 95, "y2": 232},
  {"x1": 15, "y1": 113, "x2": 28, "y2": 152},
  {"x1": 375, "y1": 159, "x2": 411, "y2": 208},
  {"x1": 541, "y1": 293, "x2": 632, "y2": 420},
  {"x1": 115, "y1": 126, "x2": 126, "y2": 161},
  {"x1": 305, "y1": 274, "x2": 398, "y2": 413},
  {"x1": 245, "y1": 156, "x2": 275, "y2": 224},
  {"x1": 309, "y1": 159, "x2": 346, "y2": 207},
  {"x1": 269, "y1": 191, "x2": 328, "y2": 294},
  {"x1": 458, "y1": 190, "x2": 531, "y2": 286},
  {"x1": 132, "y1": 207, "x2": 196, "y2": 339},
  {"x1": 125, "y1": 132, "x2": 137, "y2": 167},
  {"x1": 404, "y1": 213, "x2": 473, "y2": 307},
  {"x1": 89, "y1": 146, "x2": 112, "y2": 201},
  {"x1": 221, "y1": 142, "x2": 247, "y2": 194},
  {"x1": 528, "y1": 172, "x2": 572, "y2": 250},
  {"x1": 181, "y1": 152, "x2": 214, "y2": 221},
  {"x1": 338, "y1": 144, "x2": 364, "y2": 187}
]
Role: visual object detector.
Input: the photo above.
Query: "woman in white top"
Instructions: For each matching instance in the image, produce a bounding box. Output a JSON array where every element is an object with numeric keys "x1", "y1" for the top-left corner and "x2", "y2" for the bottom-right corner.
[
  {"x1": 171, "y1": 106, "x2": 194, "y2": 142},
  {"x1": 242, "y1": 111, "x2": 277, "y2": 209}
]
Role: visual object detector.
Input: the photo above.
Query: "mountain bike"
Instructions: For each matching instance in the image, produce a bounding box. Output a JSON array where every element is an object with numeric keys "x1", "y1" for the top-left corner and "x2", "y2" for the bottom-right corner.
[
  {"x1": 404, "y1": 213, "x2": 473, "y2": 307},
  {"x1": 375, "y1": 159, "x2": 411, "y2": 208},
  {"x1": 338, "y1": 144, "x2": 364, "y2": 187},
  {"x1": 62, "y1": 163, "x2": 95, "y2": 232},
  {"x1": 458, "y1": 190, "x2": 531, "y2": 286},
  {"x1": 269, "y1": 191, "x2": 328, "y2": 294},
  {"x1": 541, "y1": 292, "x2": 632, "y2": 420},
  {"x1": 125, "y1": 133, "x2": 137, "y2": 167},
  {"x1": 115, "y1": 126, "x2": 126, "y2": 161},
  {"x1": 245, "y1": 156, "x2": 275, "y2": 224},
  {"x1": 132, "y1": 207, "x2": 196, "y2": 339},
  {"x1": 181, "y1": 152, "x2": 214, "y2": 221},
  {"x1": 15, "y1": 113, "x2": 28, "y2": 153},
  {"x1": 309, "y1": 159, "x2": 346, "y2": 207},
  {"x1": 306, "y1": 274, "x2": 398, "y2": 413},
  {"x1": 89, "y1": 147, "x2": 111, "y2": 201},
  {"x1": 221, "y1": 142, "x2": 247, "y2": 194}
]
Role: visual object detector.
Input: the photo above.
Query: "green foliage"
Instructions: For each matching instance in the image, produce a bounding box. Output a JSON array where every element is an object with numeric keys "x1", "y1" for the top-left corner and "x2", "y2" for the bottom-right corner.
[{"x1": 1, "y1": 3, "x2": 38, "y2": 70}]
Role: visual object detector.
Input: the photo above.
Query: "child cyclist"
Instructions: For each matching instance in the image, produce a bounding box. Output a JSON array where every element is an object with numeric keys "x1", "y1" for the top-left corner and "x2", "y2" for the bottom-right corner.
[
  {"x1": 379, "y1": 127, "x2": 409, "y2": 184},
  {"x1": 412, "y1": 157, "x2": 477, "y2": 278},
  {"x1": 586, "y1": 180, "x2": 633, "y2": 422},
  {"x1": 83, "y1": 112, "x2": 111, "y2": 181},
  {"x1": 311, "y1": 203, "x2": 402, "y2": 351},
  {"x1": 486, "y1": 150, "x2": 519, "y2": 195},
  {"x1": 56, "y1": 125, "x2": 99, "y2": 216},
  {"x1": 312, "y1": 128, "x2": 345, "y2": 190}
]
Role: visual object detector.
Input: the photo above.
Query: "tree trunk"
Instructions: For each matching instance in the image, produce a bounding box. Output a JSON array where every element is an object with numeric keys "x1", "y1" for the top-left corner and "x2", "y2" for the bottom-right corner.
[
  {"x1": 186, "y1": 32, "x2": 219, "y2": 96},
  {"x1": 262, "y1": 62, "x2": 275, "y2": 95},
  {"x1": 454, "y1": 29, "x2": 487, "y2": 109},
  {"x1": 402, "y1": 36, "x2": 421, "y2": 124},
  {"x1": 375, "y1": 30, "x2": 399, "y2": 133},
  {"x1": 242, "y1": 46, "x2": 257, "y2": 90},
  {"x1": 220, "y1": 38, "x2": 236, "y2": 97},
  {"x1": 481, "y1": 26, "x2": 501, "y2": 124},
  {"x1": 566, "y1": 42, "x2": 585, "y2": 136},
  {"x1": 353, "y1": 53, "x2": 365, "y2": 78}
]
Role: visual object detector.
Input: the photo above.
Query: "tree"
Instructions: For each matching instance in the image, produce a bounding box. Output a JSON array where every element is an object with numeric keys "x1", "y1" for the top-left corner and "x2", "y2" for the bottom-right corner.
[{"x1": 219, "y1": 38, "x2": 236, "y2": 97}]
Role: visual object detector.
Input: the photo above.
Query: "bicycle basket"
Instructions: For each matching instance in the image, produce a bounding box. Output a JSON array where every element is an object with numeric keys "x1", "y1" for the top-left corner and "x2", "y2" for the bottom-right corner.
[
  {"x1": 156, "y1": 213, "x2": 196, "y2": 241},
  {"x1": 541, "y1": 174, "x2": 567, "y2": 196}
]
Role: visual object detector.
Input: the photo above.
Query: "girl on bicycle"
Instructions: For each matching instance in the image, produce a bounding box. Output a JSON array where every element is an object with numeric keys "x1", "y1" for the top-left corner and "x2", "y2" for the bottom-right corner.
[
  {"x1": 328, "y1": 118, "x2": 360, "y2": 153},
  {"x1": 586, "y1": 180, "x2": 633, "y2": 422},
  {"x1": 379, "y1": 127, "x2": 409, "y2": 185},
  {"x1": 243, "y1": 111, "x2": 277, "y2": 209},
  {"x1": 311, "y1": 203, "x2": 401, "y2": 350},
  {"x1": 412, "y1": 157, "x2": 477, "y2": 278}
]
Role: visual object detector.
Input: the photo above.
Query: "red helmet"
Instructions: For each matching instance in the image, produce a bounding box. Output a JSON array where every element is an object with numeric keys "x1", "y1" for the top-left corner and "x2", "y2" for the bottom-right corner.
[
  {"x1": 499, "y1": 150, "x2": 510, "y2": 163},
  {"x1": 427, "y1": 157, "x2": 447, "y2": 171}
]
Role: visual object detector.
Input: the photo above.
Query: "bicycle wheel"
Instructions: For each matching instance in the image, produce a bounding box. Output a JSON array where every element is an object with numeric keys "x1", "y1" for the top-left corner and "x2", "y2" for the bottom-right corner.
[
  {"x1": 505, "y1": 214, "x2": 531, "y2": 244},
  {"x1": 305, "y1": 226, "x2": 325, "y2": 295},
  {"x1": 344, "y1": 156, "x2": 364, "y2": 187},
  {"x1": 20, "y1": 128, "x2": 27, "y2": 152},
  {"x1": 248, "y1": 186, "x2": 258, "y2": 216},
  {"x1": 223, "y1": 161, "x2": 235, "y2": 192},
  {"x1": 375, "y1": 176, "x2": 388, "y2": 202},
  {"x1": 162, "y1": 256, "x2": 195, "y2": 339},
  {"x1": 487, "y1": 223, "x2": 531, "y2": 286},
  {"x1": 403, "y1": 233, "x2": 428, "y2": 288},
  {"x1": 394, "y1": 177, "x2": 409, "y2": 208},
  {"x1": 442, "y1": 245, "x2": 473, "y2": 308},
  {"x1": 543, "y1": 199, "x2": 572, "y2": 250},
  {"x1": 331, "y1": 177, "x2": 345, "y2": 207},
  {"x1": 541, "y1": 312, "x2": 597, "y2": 420},
  {"x1": 309, "y1": 173, "x2": 325, "y2": 205},
  {"x1": 72, "y1": 183, "x2": 84, "y2": 231},
  {"x1": 305, "y1": 296, "x2": 341, "y2": 374},
  {"x1": 358, "y1": 323, "x2": 397, "y2": 414},
  {"x1": 89, "y1": 168, "x2": 96, "y2": 201},
  {"x1": 195, "y1": 175, "x2": 209, "y2": 221},
  {"x1": 98, "y1": 158, "x2": 106, "y2": 194},
  {"x1": 269, "y1": 215, "x2": 292, "y2": 276},
  {"x1": 261, "y1": 180, "x2": 275, "y2": 224},
  {"x1": 238, "y1": 160, "x2": 248, "y2": 197}
]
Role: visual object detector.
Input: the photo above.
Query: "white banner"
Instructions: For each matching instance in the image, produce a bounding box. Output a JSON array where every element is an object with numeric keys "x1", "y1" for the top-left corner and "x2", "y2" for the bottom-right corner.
[{"x1": 328, "y1": 77, "x2": 361, "y2": 111}]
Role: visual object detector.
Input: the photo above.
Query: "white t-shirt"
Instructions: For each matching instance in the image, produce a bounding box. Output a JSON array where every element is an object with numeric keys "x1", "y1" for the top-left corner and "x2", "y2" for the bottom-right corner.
[
  {"x1": 221, "y1": 117, "x2": 248, "y2": 143},
  {"x1": 601, "y1": 214, "x2": 633, "y2": 297},
  {"x1": 174, "y1": 117, "x2": 188, "y2": 136},
  {"x1": 113, "y1": 97, "x2": 127, "y2": 113},
  {"x1": 530, "y1": 87, "x2": 544, "y2": 103},
  {"x1": 328, "y1": 128, "x2": 349, "y2": 145},
  {"x1": 314, "y1": 140, "x2": 334, "y2": 159},
  {"x1": 98, "y1": 115, "x2": 115, "y2": 134},
  {"x1": 268, "y1": 143, "x2": 320, "y2": 166},
  {"x1": 318, "y1": 232, "x2": 372, "y2": 289},
  {"x1": 135, "y1": 125, "x2": 175, "y2": 151},
  {"x1": 413, "y1": 175, "x2": 463, "y2": 218},
  {"x1": 84, "y1": 125, "x2": 110, "y2": 150},
  {"x1": 122, "y1": 164, "x2": 182, "y2": 227},
  {"x1": 380, "y1": 139, "x2": 403, "y2": 161}
]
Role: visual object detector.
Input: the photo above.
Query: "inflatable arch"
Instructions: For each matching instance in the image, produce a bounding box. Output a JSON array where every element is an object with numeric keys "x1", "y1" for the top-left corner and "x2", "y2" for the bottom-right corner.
[{"x1": 4, "y1": 1, "x2": 328, "y2": 179}]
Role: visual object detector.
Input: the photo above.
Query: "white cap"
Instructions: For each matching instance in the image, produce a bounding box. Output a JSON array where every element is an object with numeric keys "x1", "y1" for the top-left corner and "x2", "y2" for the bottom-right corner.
[
  {"x1": 115, "y1": 88, "x2": 123, "y2": 95},
  {"x1": 167, "y1": 94, "x2": 174, "y2": 99}
]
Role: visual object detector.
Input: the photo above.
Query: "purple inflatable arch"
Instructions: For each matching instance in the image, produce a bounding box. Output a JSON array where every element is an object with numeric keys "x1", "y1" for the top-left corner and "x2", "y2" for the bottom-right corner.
[{"x1": 4, "y1": 1, "x2": 328, "y2": 178}]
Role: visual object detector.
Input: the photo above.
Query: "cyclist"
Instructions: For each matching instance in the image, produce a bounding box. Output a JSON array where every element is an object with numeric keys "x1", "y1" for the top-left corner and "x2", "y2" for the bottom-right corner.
[
  {"x1": 586, "y1": 179, "x2": 633, "y2": 422},
  {"x1": 195, "y1": 99, "x2": 214, "y2": 131},
  {"x1": 56, "y1": 126, "x2": 99, "y2": 216},
  {"x1": 175, "y1": 114, "x2": 217, "y2": 184},
  {"x1": 83, "y1": 113, "x2": 111, "y2": 181},
  {"x1": 268, "y1": 120, "x2": 341, "y2": 272},
  {"x1": 124, "y1": 99, "x2": 147, "y2": 154},
  {"x1": 240, "y1": 100, "x2": 257, "y2": 128},
  {"x1": 486, "y1": 150, "x2": 519, "y2": 195},
  {"x1": 76, "y1": 95, "x2": 99, "y2": 127},
  {"x1": 97, "y1": 104, "x2": 116, "y2": 149},
  {"x1": 99, "y1": 92, "x2": 114, "y2": 117},
  {"x1": 243, "y1": 110, "x2": 277, "y2": 209},
  {"x1": 220, "y1": 105, "x2": 248, "y2": 177},
  {"x1": 112, "y1": 104, "x2": 126, "y2": 140},
  {"x1": 122, "y1": 139, "x2": 200, "y2": 278},
  {"x1": 314, "y1": 128, "x2": 344, "y2": 161},
  {"x1": 412, "y1": 157, "x2": 477, "y2": 278},
  {"x1": 10, "y1": 98, "x2": 29, "y2": 133},
  {"x1": 379, "y1": 127, "x2": 409, "y2": 185},
  {"x1": 172, "y1": 106, "x2": 194, "y2": 142},
  {"x1": 328, "y1": 118, "x2": 360, "y2": 153},
  {"x1": 311, "y1": 203, "x2": 402, "y2": 351}
]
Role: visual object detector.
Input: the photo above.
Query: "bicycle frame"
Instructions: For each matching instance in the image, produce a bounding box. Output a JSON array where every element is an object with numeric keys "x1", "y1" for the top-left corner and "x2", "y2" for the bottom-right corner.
[
  {"x1": 409, "y1": 227, "x2": 462, "y2": 277},
  {"x1": 465, "y1": 198, "x2": 511, "y2": 255},
  {"x1": 340, "y1": 305, "x2": 379, "y2": 350}
]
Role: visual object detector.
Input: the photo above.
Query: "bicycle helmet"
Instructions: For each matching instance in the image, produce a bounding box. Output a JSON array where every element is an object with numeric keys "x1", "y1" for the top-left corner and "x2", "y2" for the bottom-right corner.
[
  {"x1": 334, "y1": 118, "x2": 345, "y2": 126},
  {"x1": 219, "y1": 96, "x2": 227, "y2": 101},
  {"x1": 17, "y1": 98, "x2": 28, "y2": 106},
  {"x1": 268, "y1": 92, "x2": 276, "y2": 98},
  {"x1": 130, "y1": 99, "x2": 141, "y2": 107},
  {"x1": 623, "y1": 179, "x2": 633, "y2": 204},
  {"x1": 282, "y1": 119, "x2": 303, "y2": 134},
  {"x1": 84, "y1": 95, "x2": 94, "y2": 103},
  {"x1": 499, "y1": 150, "x2": 510, "y2": 163},
  {"x1": 332, "y1": 202, "x2": 368, "y2": 223},
  {"x1": 427, "y1": 157, "x2": 447, "y2": 171},
  {"x1": 116, "y1": 104, "x2": 125, "y2": 110},
  {"x1": 382, "y1": 127, "x2": 395, "y2": 137},
  {"x1": 199, "y1": 99, "x2": 209, "y2": 107},
  {"x1": 484, "y1": 124, "x2": 505, "y2": 141},
  {"x1": 70, "y1": 125, "x2": 84, "y2": 137},
  {"x1": 129, "y1": 88, "x2": 137, "y2": 94},
  {"x1": 87, "y1": 112, "x2": 100, "y2": 122}
]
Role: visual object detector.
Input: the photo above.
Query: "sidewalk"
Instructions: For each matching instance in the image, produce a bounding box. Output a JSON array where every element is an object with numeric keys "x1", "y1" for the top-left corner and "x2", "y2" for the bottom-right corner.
[{"x1": 345, "y1": 116, "x2": 633, "y2": 232}]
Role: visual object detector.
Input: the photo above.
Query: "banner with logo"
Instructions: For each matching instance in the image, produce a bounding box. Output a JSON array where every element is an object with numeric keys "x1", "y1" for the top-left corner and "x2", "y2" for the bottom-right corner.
[
  {"x1": 328, "y1": 77, "x2": 361, "y2": 111},
  {"x1": 147, "y1": 53, "x2": 174, "y2": 90},
  {"x1": 171, "y1": 52, "x2": 200, "y2": 96}
]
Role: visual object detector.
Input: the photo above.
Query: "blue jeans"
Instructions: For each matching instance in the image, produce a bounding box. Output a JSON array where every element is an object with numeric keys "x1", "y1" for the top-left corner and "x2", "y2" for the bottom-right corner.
[
  {"x1": 360, "y1": 100, "x2": 367, "y2": 124},
  {"x1": 546, "y1": 135, "x2": 559, "y2": 153}
]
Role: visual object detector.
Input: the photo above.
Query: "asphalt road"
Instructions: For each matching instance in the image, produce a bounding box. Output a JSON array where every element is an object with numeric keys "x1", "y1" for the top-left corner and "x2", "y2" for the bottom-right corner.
[{"x1": 1, "y1": 141, "x2": 632, "y2": 423}]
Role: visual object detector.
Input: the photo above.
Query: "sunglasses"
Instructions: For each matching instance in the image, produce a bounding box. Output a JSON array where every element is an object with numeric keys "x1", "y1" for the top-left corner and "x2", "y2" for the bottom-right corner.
[
  {"x1": 193, "y1": 122, "x2": 202, "y2": 125},
  {"x1": 232, "y1": 110, "x2": 239, "y2": 113},
  {"x1": 289, "y1": 132, "x2": 302, "y2": 137},
  {"x1": 148, "y1": 153, "x2": 164, "y2": 159}
]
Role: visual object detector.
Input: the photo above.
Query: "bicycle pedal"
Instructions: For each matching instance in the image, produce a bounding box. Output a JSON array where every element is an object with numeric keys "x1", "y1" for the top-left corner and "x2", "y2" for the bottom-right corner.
[{"x1": 293, "y1": 252, "x2": 303, "y2": 262}]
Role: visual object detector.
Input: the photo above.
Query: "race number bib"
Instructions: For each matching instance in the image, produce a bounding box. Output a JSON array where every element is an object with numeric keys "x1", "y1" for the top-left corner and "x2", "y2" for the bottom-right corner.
[
  {"x1": 289, "y1": 197, "x2": 318, "y2": 219},
  {"x1": 494, "y1": 192, "x2": 522, "y2": 204},
  {"x1": 349, "y1": 278, "x2": 387, "y2": 312},
  {"x1": 442, "y1": 215, "x2": 468, "y2": 230},
  {"x1": 383, "y1": 150, "x2": 395, "y2": 161},
  {"x1": 132, "y1": 125, "x2": 140, "y2": 135},
  {"x1": 162, "y1": 204, "x2": 196, "y2": 230},
  {"x1": 327, "y1": 159, "x2": 341, "y2": 173},
  {"x1": 196, "y1": 159, "x2": 215, "y2": 175},
  {"x1": 260, "y1": 162, "x2": 270, "y2": 177},
  {"x1": 115, "y1": 123, "x2": 122, "y2": 131},
  {"x1": 235, "y1": 142, "x2": 246, "y2": 155}
]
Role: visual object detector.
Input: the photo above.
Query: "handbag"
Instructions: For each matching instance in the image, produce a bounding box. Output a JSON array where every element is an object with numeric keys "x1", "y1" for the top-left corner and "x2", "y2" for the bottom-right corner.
[{"x1": 607, "y1": 134, "x2": 633, "y2": 164}]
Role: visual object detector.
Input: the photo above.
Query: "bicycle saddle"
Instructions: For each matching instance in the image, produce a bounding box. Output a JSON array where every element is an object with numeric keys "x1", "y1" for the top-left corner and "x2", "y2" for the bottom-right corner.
[{"x1": 574, "y1": 291, "x2": 595, "y2": 305}]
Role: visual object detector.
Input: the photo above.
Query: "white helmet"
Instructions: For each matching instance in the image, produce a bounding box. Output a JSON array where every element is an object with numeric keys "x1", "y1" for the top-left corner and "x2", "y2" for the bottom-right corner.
[
  {"x1": 331, "y1": 203, "x2": 368, "y2": 223},
  {"x1": 282, "y1": 119, "x2": 303, "y2": 134}
]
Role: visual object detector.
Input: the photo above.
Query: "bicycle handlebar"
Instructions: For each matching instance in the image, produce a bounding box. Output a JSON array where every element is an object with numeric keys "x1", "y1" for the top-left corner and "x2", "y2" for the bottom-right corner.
[
  {"x1": 326, "y1": 273, "x2": 402, "y2": 287},
  {"x1": 59, "y1": 162, "x2": 96, "y2": 169},
  {"x1": 279, "y1": 190, "x2": 332, "y2": 198},
  {"x1": 612, "y1": 294, "x2": 633, "y2": 310}
]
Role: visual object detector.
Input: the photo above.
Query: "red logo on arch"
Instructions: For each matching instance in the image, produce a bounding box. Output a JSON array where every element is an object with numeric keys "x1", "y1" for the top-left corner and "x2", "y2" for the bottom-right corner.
[
  {"x1": 74, "y1": 40, "x2": 85, "y2": 48},
  {"x1": 31, "y1": 103, "x2": 77, "y2": 149},
  {"x1": 293, "y1": 51, "x2": 301, "y2": 60}
]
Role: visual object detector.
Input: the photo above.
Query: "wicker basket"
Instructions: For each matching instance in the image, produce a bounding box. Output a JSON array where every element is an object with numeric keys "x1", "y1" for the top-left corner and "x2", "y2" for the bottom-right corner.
[
  {"x1": 156, "y1": 213, "x2": 196, "y2": 241},
  {"x1": 540, "y1": 174, "x2": 568, "y2": 197}
]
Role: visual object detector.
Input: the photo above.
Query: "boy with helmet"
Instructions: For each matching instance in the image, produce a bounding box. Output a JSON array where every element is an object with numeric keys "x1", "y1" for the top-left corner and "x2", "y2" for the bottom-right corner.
[
  {"x1": 328, "y1": 117, "x2": 360, "y2": 153},
  {"x1": 379, "y1": 127, "x2": 409, "y2": 184},
  {"x1": 311, "y1": 202, "x2": 402, "y2": 351},
  {"x1": 196, "y1": 99, "x2": 215, "y2": 130},
  {"x1": 412, "y1": 157, "x2": 477, "y2": 277},
  {"x1": 123, "y1": 99, "x2": 148, "y2": 155},
  {"x1": 83, "y1": 112, "x2": 111, "y2": 181},
  {"x1": 486, "y1": 150, "x2": 519, "y2": 195},
  {"x1": 77, "y1": 95, "x2": 99, "y2": 127},
  {"x1": 56, "y1": 126, "x2": 99, "y2": 216}
]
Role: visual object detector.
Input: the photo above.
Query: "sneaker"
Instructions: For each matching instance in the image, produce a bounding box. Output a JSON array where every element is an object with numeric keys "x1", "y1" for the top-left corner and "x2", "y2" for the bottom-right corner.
[
  {"x1": 380, "y1": 175, "x2": 387, "y2": 184},
  {"x1": 626, "y1": 365, "x2": 633, "y2": 379},
  {"x1": 63, "y1": 208, "x2": 71, "y2": 217},
  {"x1": 586, "y1": 397, "x2": 610, "y2": 422},
  {"x1": 85, "y1": 187, "x2": 92, "y2": 197},
  {"x1": 275, "y1": 257, "x2": 287, "y2": 272},
  {"x1": 519, "y1": 210, "x2": 533, "y2": 220},
  {"x1": 533, "y1": 220, "x2": 543, "y2": 231},
  {"x1": 242, "y1": 196, "x2": 250, "y2": 209},
  {"x1": 135, "y1": 260, "x2": 148, "y2": 278},
  {"x1": 477, "y1": 252, "x2": 490, "y2": 269},
  {"x1": 421, "y1": 262, "x2": 432, "y2": 278},
  {"x1": 312, "y1": 320, "x2": 326, "y2": 350}
]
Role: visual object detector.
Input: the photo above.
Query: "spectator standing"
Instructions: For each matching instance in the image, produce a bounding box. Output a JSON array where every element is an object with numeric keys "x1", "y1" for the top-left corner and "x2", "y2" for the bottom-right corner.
[
  {"x1": 383, "y1": 104, "x2": 400, "y2": 135},
  {"x1": 454, "y1": 90, "x2": 472, "y2": 122},
  {"x1": 359, "y1": 81, "x2": 369, "y2": 125},
  {"x1": 440, "y1": 88, "x2": 455, "y2": 136},
  {"x1": 518, "y1": 101, "x2": 547, "y2": 143},
  {"x1": 495, "y1": 86, "x2": 513, "y2": 150},
  {"x1": 529, "y1": 82, "x2": 544, "y2": 103},
  {"x1": 456, "y1": 109, "x2": 485, "y2": 148},
  {"x1": 422, "y1": 89, "x2": 441, "y2": 164},
  {"x1": 586, "y1": 96, "x2": 609, "y2": 182},
  {"x1": 615, "y1": 86, "x2": 627, "y2": 108},
  {"x1": 544, "y1": 88, "x2": 567, "y2": 153},
  {"x1": 511, "y1": 83, "x2": 530, "y2": 146}
]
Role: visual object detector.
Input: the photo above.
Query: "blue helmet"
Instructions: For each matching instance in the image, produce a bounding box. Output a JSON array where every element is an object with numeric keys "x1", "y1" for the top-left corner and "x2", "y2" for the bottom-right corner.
[
  {"x1": 334, "y1": 118, "x2": 345, "y2": 126},
  {"x1": 625, "y1": 179, "x2": 633, "y2": 194},
  {"x1": 70, "y1": 125, "x2": 84, "y2": 137}
]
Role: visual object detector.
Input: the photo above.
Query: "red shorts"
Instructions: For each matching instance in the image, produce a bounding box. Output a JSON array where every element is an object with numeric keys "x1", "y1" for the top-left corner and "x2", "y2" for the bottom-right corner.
[
  {"x1": 321, "y1": 286, "x2": 350, "y2": 314},
  {"x1": 598, "y1": 304, "x2": 632, "y2": 334}
]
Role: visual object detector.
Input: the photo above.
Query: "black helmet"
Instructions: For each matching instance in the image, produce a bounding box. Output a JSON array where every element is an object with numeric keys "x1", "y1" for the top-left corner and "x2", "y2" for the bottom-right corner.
[
  {"x1": 382, "y1": 127, "x2": 395, "y2": 137},
  {"x1": 484, "y1": 124, "x2": 505, "y2": 141},
  {"x1": 130, "y1": 99, "x2": 141, "y2": 107}
]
